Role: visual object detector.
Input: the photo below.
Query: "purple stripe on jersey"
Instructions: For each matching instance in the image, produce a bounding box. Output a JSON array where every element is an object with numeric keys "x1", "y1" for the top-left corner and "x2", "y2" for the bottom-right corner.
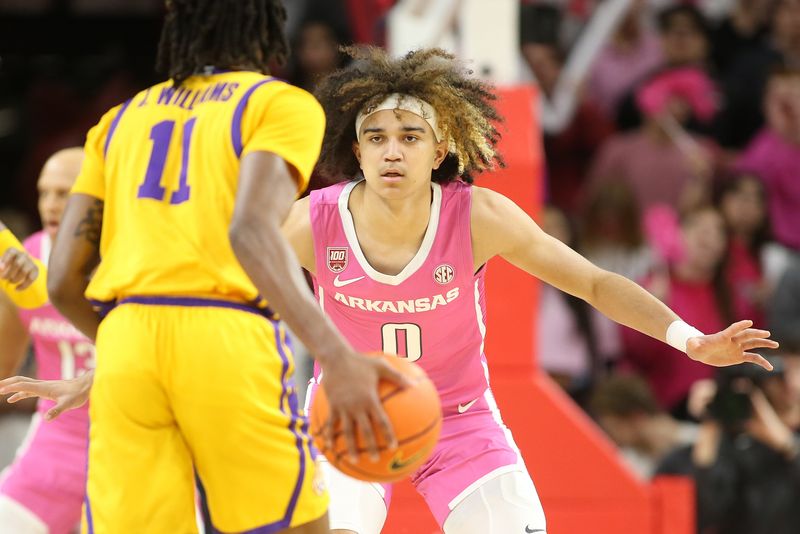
[
  {"x1": 84, "y1": 493, "x2": 94, "y2": 534},
  {"x1": 84, "y1": 420, "x2": 95, "y2": 534},
  {"x1": 230, "y1": 78, "x2": 280, "y2": 157},
  {"x1": 103, "y1": 99, "x2": 132, "y2": 157},
  {"x1": 91, "y1": 295, "x2": 277, "y2": 320}
]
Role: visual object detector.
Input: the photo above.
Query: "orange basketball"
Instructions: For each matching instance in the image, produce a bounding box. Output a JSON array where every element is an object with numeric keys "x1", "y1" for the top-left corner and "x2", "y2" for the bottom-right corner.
[{"x1": 309, "y1": 353, "x2": 442, "y2": 483}]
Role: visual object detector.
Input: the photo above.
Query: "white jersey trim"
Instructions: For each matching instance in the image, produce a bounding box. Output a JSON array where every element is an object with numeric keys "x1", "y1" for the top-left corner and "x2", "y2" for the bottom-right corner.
[
  {"x1": 337, "y1": 179, "x2": 443, "y2": 286},
  {"x1": 41, "y1": 234, "x2": 51, "y2": 268}
]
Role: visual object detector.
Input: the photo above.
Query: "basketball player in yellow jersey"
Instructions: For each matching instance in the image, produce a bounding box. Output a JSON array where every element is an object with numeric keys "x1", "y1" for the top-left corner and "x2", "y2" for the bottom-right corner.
[
  {"x1": 17, "y1": 1, "x2": 407, "y2": 533},
  {"x1": 0, "y1": 221, "x2": 46, "y2": 309}
]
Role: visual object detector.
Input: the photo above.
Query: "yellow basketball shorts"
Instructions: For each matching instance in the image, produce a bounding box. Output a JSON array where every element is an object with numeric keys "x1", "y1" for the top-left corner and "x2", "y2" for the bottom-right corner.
[{"x1": 81, "y1": 297, "x2": 328, "y2": 534}]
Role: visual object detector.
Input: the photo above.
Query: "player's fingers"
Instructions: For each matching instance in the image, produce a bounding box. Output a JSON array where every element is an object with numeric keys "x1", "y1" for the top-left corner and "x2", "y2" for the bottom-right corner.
[
  {"x1": 725, "y1": 320, "x2": 753, "y2": 336},
  {"x1": 14, "y1": 261, "x2": 37, "y2": 291},
  {"x1": 323, "y1": 411, "x2": 337, "y2": 453},
  {"x1": 743, "y1": 352, "x2": 773, "y2": 371},
  {"x1": 17, "y1": 259, "x2": 39, "y2": 291},
  {"x1": 45, "y1": 406, "x2": 63, "y2": 421},
  {"x1": 339, "y1": 410, "x2": 359, "y2": 463},
  {"x1": 371, "y1": 402, "x2": 398, "y2": 451},
  {"x1": 2, "y1": 253, "x2": 24, "y2": 285},
  {"x1": 376, "y1": 360, "x2": 413, "y2": 388},
  {"x1": 6, "y1": 391, "x2": 35, "y2": 403},
  {"x1": 740, "y1": 339, "x2": 779, "y2": 351},
  {"x1": 0, "y1": 376, "x2": 35, "y2": 393},
  {"x1": 732, "y1": 329, "x2": 772, "y2": 342},
  {"x1": 356, "y1": 411, "x2": 379, "y2": 462},
  {"x1": 0, "y1": 382, "x2": 50, "y2": 400},
  {"x1": 0, "y1": 250, "x2": 11, "y2": 276}
]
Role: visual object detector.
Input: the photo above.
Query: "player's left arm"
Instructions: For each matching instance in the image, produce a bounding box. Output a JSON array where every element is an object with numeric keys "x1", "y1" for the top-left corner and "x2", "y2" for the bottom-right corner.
[
  {"x1": 470, "y1": 186, "x2": 777, "y2": 369},
  {"x1": 47, "y1": 194, "x2": 102, "y2": 342}
]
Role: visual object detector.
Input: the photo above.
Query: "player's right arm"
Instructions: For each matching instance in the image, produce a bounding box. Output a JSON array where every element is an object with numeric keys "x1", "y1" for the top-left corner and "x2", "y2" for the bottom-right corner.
[{"x1": 229, "y1": 86, "x2": 408, "y2": 460}]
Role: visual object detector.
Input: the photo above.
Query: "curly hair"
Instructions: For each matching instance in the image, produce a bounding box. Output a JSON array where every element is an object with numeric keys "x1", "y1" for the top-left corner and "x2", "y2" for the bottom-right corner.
[
  {"x1": 156, "y1": 0, "x2": 289, "y2": 87},
  {"x1": 314, "y1": 46, "x2": 504, "y2": 183}
]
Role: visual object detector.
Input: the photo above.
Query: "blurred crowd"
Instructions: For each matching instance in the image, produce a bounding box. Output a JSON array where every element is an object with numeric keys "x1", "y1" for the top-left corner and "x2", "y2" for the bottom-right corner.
[
  {"x1": 525, "y1": 0, "x2": 800, "y2": 531},
  {"x1": 1, "y1": 0, "x2": 799, "y2": 532}
]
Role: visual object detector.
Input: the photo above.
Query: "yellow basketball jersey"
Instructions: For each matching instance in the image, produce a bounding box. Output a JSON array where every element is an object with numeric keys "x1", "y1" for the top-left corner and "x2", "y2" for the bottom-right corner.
[{"x1": 72, "y1": 71, "x2": 325, "y2": 306}]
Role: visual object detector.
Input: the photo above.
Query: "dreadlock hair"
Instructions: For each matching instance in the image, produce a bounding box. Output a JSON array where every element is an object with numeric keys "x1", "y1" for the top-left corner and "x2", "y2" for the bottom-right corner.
[
  {"x1": 156, "y1": 0, "x2": 289, "y2": 87},
  {"x1": 314, "y1": 46, "x2": 504, "y2": 184}
]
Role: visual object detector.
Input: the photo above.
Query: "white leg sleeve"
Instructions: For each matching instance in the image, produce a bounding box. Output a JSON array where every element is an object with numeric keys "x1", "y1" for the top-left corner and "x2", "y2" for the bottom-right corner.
[
  {"x1": 320, "y1": 459, "x2": 388, "y2": 534},
  {"x1": 442, "y1": 470, "x2": 547, "y2": 534},
  {"x1": 0, "y1": 495, "x2": 49, "y2": 534}
]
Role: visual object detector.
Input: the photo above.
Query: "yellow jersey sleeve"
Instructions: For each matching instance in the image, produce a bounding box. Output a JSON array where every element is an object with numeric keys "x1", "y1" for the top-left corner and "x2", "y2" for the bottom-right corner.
[
  {"x1": 0, "y1": 229, "x2": 48, "y2": 309},
  {"x1": 71, "y1": 103, "x2": 126, "y2": 200},
  {"x1": 240, "y1": 84, "x2": 325, "y2": 194}
]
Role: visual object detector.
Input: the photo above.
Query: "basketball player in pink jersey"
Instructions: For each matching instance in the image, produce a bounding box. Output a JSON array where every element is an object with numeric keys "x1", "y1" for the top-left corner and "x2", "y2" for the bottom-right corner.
[
  {"x1": 1, "y1": 48, "x2": 779, "y2": 534},
  {"x1": 0, "y1": 148, "x2": 94, "y2": 534},
  {"x1": 294, "y1": 48, "x2": 777, "y2": 534}
]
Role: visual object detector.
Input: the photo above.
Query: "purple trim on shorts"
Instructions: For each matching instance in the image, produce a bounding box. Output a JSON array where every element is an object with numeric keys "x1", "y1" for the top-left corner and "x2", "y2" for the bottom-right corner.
[
  {"x1": 104, "y1": 99, "x2": 132, "y2": 157},
  {"x1": 231, "y1": 78, "x2": 280, "y2": 157},
  {"x1": 216, "y1": 322, "x2": 310, "y2": 534},
  {"x1": 84, "y1": 419, "x2": 95, "y2": 534},
  {"x1": 89, "y1": 296, "x2": 276, "y2": 320}
]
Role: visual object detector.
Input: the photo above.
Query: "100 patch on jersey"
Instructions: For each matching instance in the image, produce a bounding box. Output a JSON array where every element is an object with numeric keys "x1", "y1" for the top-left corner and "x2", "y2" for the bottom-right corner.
[{"x1": 327, "y1": 247, "x2": 349, "y2": 273}]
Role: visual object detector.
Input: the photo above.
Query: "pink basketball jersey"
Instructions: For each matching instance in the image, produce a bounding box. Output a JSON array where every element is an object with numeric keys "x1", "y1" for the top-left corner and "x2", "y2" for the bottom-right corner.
[
  {"x1": 310, "y1": 180, "x2": 490, "y2": 413},
  {"x1": 17, "y1": 231, "x2": 94, "y2": 427}
]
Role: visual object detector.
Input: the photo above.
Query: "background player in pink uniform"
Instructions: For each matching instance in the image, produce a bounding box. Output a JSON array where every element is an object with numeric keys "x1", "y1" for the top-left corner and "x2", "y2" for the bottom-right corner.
[
  {"x1": 2, "y1": 48, "x2": 779, "y2": 534},
  {"x1": 0, "y1": 148, "x2": 94, "y2": 534}
]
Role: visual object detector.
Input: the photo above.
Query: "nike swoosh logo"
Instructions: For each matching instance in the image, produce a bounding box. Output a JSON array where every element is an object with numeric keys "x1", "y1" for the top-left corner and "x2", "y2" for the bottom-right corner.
[
  {"x1": 525, "y1": 527, "x2": 545, "y2": 533},
  {"x1": 390, "y1": 450, "x2": 426, "y2": 471},
  {"x1": 333, "y1": 275, "x2": 365, "y2": 288},
  {"x1": 457, "y1": 398, "x2": 478, "y2": 413}
]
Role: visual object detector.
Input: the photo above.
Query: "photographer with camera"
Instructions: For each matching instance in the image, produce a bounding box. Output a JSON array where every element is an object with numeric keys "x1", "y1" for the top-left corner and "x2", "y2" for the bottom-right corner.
[{"x1": 657, "y1": 357, "x2": 800, "y2": 534}]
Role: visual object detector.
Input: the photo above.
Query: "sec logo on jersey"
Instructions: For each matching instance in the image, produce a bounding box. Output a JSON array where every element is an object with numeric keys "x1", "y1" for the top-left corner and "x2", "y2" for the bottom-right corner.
[
  {"x1": 327, "y1": 247, "x2": 349, "y2": 273},
  {"x1": 433, "y1": 264, "x2": 455, "y2": 285}
]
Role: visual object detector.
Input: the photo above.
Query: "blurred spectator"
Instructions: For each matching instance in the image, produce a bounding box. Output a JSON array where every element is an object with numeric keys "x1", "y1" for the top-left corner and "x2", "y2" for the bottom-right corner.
[
  {"x1": 580, "y1": 181, "x2": 654, "y2": 281},
  {"x1": 622, "y1": 206, "x2": 733, "y2": 417},
  {"x1": 616, "y1": 5, "x2": 713, "y2": 130},
  {"x1": 289, "y1": 17, "x2": 351, "y2": 92},
  {"x1": 716, "y1": 174, "x2": 771, "y2": 323},
  {"x1": 710, "y1": 0, "x2": 773, "y2": 75},
  {"x1": 587, "y1": 0, "x2": 663, "y2": 119},
  {"x1": 769, "y1": 257, "x2": 800, "y2": 352},
  {"x1": 523, "y1": 37, "x2": 615, "y2": 215},
  {"x1": 590, "y1": 374, "x2": 697, "y2": 479},
  {"x1": 538, "y1": 207, "x2": 617, "y2": 404},
  {"x1": 588, "y1": 67, "x2": 719, "y2": 212},
  {"x1": 736, "y1": 67, "x2": 800, "y2": 252},
  {"x1": 657, "y1": 359, "x2": 800, "y2": 534},
  {"x1": 715, "y1": 0, "x2": 800, "y2": 147},
  {"x1": 658, "y1": 4, "x2": 712, "y2": 69}
]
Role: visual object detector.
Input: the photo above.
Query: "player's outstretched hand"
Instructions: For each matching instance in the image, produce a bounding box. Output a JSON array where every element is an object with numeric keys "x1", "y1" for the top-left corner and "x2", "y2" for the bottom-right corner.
[
  {"x1": 686, "y1": 320, "x2": 779, "y2": 370},
  {"x1": 320, "y1": 352, "x2": 412, "y2": 463},
  {"x1": 0, "y1": 371, "x2": 93, "y2": 420},
  {"x1": 0, "y1": 247, "x2": 39, "y2": 291}
]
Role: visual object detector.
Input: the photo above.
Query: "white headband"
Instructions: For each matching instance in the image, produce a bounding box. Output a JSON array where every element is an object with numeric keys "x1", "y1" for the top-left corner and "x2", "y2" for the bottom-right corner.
[{"x1": 355, "y1": 93, "x2": 443, "y2": 142}]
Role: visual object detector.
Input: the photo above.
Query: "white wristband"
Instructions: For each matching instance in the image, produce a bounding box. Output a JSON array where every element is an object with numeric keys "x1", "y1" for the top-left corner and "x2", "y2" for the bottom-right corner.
[{"x1": 666, "y1": 320, "x2": 704, "y2": 353}]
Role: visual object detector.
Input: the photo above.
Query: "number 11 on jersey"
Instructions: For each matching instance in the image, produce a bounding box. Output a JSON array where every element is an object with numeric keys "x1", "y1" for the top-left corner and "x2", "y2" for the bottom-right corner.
[{"x1": 137, "y1": 117, "x2": 196, "y2": 204}]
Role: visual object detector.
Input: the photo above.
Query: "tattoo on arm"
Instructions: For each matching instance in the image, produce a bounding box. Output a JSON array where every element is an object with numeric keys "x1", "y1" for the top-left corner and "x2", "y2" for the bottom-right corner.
[{"x1": 73, "y1": 199, "x2": 103, "y2": 249}]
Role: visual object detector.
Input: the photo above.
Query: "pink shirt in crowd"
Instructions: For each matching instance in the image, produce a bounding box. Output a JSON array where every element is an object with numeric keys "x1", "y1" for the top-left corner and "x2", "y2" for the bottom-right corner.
[{"x1": 737, "y1": 128, "x2": 800, "y2": 251}]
